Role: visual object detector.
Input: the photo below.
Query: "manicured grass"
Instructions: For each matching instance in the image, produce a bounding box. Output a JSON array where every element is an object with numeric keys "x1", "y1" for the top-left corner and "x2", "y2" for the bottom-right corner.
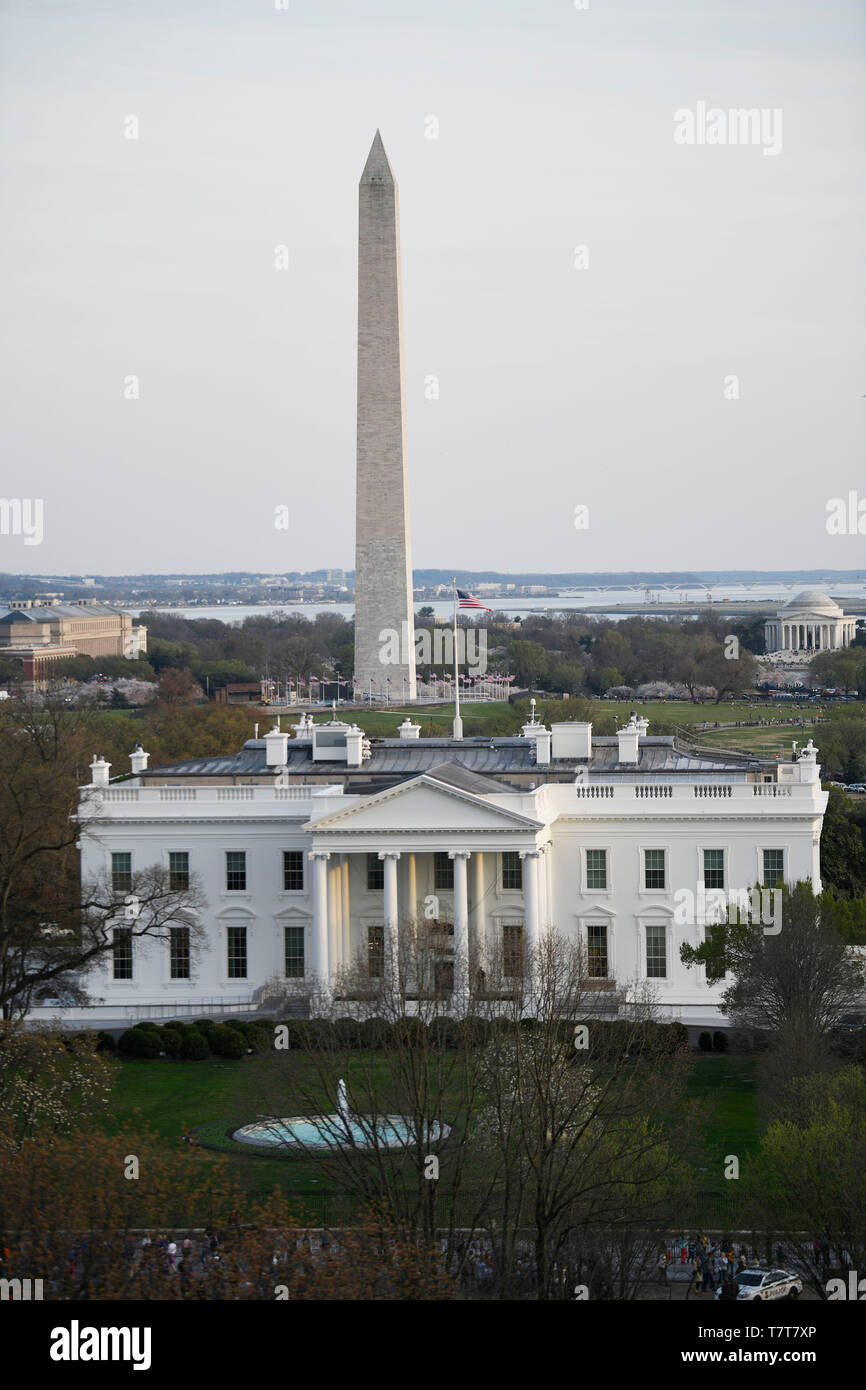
[
  {"x1": 100, "y1": 1050, "x2": 763, "y2": 1213},
  {"x1": 344, "y1": 699, "x2": 825, "y2": 744},
  {"x1": 697, "y1": 723, "x2": 817, "y2": 756},
  {"x1": 99, "y1": 1052, "x2": 457, "y2": 1199},
  {"x1": 686, "y1": 1055, "x2": 759, "y2": 1196}
]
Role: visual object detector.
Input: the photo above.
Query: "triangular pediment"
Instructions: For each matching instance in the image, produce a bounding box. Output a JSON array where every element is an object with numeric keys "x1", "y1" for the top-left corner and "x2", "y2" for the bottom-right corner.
[{"x1": 305, "y1": 772, "x2": 542, "y2": 835}]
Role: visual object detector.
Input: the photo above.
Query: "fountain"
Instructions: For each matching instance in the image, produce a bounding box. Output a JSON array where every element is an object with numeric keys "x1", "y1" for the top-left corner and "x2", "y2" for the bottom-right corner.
[{"x1": 232, "y1": 1078, "x2": 450, "y2": 1151}]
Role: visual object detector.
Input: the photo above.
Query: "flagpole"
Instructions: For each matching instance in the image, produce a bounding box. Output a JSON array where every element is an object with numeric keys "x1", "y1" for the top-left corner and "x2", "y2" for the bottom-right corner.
[{"x1": 452, "y1": 577, "x2": 462, "y2": 740}]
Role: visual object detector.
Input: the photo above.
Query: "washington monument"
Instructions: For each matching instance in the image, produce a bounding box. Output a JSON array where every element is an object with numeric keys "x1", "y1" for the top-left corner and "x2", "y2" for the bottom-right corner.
[{"x1": 353, "y1": 131, "x2": 417, "y2": 700}]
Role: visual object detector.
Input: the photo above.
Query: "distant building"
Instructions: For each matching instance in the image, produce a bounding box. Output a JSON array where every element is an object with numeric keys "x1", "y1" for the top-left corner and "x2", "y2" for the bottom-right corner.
[
  {"x1": 0, "y1": 599, "x2": 147, "y2": 683},
  {"x1": 764, "y1": 590, "x2": 856, "y2": 654}
]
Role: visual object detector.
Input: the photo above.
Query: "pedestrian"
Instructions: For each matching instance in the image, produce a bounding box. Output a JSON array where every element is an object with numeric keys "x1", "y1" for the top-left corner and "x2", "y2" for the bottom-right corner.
[{"x1": 658, "y1": 1250, "x2": 668, "y2": 1283}]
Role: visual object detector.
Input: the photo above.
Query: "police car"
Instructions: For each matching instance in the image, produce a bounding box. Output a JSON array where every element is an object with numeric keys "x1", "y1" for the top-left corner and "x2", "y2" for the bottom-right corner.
[{"x1": 735, "y1": 1269, "x2": 802, "y2": 1301}]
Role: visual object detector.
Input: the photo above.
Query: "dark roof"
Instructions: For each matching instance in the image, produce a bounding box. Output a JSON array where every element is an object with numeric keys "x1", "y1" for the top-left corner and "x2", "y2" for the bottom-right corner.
[
  {"x1": 414, "y1": 761, "x2": 513, "y2": 796},
  {"x1": 0, "y1": 602, "x2": 125, "y2": 622},
  {"x1": 143, "y1": 731, "x2": 765, "y2": 781}
]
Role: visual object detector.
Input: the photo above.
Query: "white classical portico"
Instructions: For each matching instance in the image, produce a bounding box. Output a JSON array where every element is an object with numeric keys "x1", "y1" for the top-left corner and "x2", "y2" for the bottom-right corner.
[
  {"x1": 765, "y1": 589, "x2": 855, "y2": 653},
  {"x1": 304, "y1": 764, "x2": 547, "y2": 1008}
]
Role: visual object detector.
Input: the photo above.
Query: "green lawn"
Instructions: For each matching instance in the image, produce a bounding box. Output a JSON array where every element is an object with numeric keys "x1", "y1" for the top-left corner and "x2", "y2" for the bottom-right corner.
[
  {"x1": 343, "y1": 698, "x2": 818, "y2": 739},
  {"x1": 686, "y1": 1056, "x2": 759, "y2": 1193},
  {"x1": 696, "y1": 723, "x2": 817, "y2": 756},
  {"x1": 100, "y1": 1051, "x2": 762, "y2": 1218}
]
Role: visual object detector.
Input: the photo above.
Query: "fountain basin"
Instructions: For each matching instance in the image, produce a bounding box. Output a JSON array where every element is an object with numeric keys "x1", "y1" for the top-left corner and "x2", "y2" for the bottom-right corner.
[{"x1": 232, "y1": 1114, "x2": 450, "y2": 1151}]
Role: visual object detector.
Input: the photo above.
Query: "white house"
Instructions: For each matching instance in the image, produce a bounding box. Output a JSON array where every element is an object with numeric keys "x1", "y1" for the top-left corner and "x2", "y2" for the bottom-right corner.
[{"x1": 56, "y1": 712, "x2": 827, "y2": 1030}]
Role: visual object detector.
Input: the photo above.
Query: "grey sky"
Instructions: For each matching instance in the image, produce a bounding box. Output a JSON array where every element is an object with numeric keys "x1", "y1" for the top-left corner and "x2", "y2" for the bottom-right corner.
[{"x1": 1, "y1": 0, "x2": 864, "y2": 575}]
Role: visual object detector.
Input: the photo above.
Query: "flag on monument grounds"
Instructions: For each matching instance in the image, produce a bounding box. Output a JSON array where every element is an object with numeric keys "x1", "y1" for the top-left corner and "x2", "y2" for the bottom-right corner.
[{"x1": 457, "y1": 588, "x2": 493, "y2": 611}]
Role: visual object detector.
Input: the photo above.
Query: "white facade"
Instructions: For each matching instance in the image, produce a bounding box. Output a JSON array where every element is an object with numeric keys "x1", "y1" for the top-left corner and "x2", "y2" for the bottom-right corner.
[
  {"x1": 56, "y1": 716, "x2": 829, "y2": 1030},
  {"x1": 764, "y1": 589, "x2": 855, "y2": 653}
]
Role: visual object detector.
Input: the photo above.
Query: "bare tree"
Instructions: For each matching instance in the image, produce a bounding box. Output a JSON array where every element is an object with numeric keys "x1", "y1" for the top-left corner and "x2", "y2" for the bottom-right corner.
[{"x1": 0, "y1": 698, "x2": 206, "y2": 1019}]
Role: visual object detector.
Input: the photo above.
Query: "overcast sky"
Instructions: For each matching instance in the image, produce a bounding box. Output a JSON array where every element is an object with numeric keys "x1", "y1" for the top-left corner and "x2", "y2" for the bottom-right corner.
[{"x1": 1, "y1": 0, "x2": 864, "y2": 576}]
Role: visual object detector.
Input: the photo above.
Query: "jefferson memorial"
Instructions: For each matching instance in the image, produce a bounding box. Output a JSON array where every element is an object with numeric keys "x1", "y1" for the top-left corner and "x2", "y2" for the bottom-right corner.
[{"x1": 764, "y1": 589, "x2": 856, "y2": 654}]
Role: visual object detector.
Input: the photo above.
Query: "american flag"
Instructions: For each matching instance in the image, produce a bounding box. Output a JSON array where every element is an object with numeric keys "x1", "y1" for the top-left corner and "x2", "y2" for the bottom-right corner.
[{"x1": 457, "y1": 588, "x2": 492, "y2": 611}]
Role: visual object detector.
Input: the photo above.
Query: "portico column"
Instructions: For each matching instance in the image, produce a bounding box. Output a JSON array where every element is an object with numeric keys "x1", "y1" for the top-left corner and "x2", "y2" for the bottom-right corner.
[
  {"x1": 379, "y1": 851, "x2": 401, "y2": 994},
  {"x1": 329, "y1": 859, "x2": 343, "y2": 978},
  {"x1": 341, "y1": 856, "x2": 351, "y2": 968},
  {"x1": 544, "y1": 842, "x2": 554, "y2": 929},
  {"x1": 449, "y1": 850, "x2": 471, "y2": 1010},
  {"x1": 519, "y1": 849, "x2": 542, "y2": 994},
  {"x1": 406, "y1": 852, "x2": 417, "y2": 926},
  {"x1": 309, "y1": 851, "x2": 330, "y2": 994},
  {"x1": 472, "y1": 851, "x2": 486, "y2": 969}
]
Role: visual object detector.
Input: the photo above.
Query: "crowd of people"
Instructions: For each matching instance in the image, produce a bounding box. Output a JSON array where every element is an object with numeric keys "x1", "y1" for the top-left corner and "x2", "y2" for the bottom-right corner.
[{"x1": 658, "y1": 1235, "x2": 753, "y2": 1299}]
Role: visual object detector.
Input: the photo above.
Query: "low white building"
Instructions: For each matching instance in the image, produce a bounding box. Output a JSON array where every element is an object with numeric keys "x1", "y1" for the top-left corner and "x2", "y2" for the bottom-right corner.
[
  {"x1": 58, "y1": 712, "x2": 828, "y2": 1030},
  {"x1": 764, "y1": 589, "x2": 856, "y2": 654}
]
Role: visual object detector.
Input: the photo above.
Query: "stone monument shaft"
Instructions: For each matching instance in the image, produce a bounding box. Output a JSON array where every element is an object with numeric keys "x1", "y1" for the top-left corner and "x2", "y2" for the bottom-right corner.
[{"x1": 353, "y1": 131, "x2": 416, "y2": 699}]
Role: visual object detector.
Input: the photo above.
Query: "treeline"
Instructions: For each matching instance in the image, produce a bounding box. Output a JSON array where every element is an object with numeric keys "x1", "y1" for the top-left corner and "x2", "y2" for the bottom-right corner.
[{"x1": 126, "y1": 608, "x2": 763, "y2": 703}]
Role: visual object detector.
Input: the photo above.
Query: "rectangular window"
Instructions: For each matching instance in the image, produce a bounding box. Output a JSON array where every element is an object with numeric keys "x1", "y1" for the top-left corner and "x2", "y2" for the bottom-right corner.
[
  {"x1": 112, "y1": 926, "x2": 133, "y2": 980},
  {"x1": 645, "y1": 924, "x2": 667, "y2": 978},
  {"x1": 169, "y1": 926, "x2": 190, "y2": 980},
  {"x1": 434, "y1": 960, "x2": 454, "y2": 993},
  {"x1": 366, "y1": 854, "x2": 384, "y2": 891},
  {"x1": 367, "y1": 924, "x2": 384, "y2": 978},
  {"x1": 434, "y1": 852, "x2": 454, "y2": 891},
  {"x1": 283, "y1": 850, "x2": 304, "y2": 892},
  {"x1": 284, "y1": 926, "x2": 305, "y2": 979},
  {"x1": 111, "y1": 852, "x2": 132, "y2": 894},
  {"x1": 644, "y1": 849, "x2": 666, "y2": 890},
  {"x1": 226, "y1": 851, "x2": 246, "y2": 892},
  {"x1": 763, "y1": 848, "x2": 784, "y2": 888},
  {"x1": 168, "y1": 851, "x2": 189, "y2": 892},
  {"x1": 227, "y1": 925, "x2": 247, "y2": 979},
  {"x1": 587, "y1": 924, "x2": 608, "y2": 978},
  {"x1": 586, "y1": 849, "x2": 608, "y2": 890},
  {"x1": 503, "y1": 922, "x2": 525, "y2": 979},
  {"x1": 501, "y1": 852, "x2": 522, "y2": 890},
  {"x1": 702, "y1": 849, "x2": 724, "y2": 891}
]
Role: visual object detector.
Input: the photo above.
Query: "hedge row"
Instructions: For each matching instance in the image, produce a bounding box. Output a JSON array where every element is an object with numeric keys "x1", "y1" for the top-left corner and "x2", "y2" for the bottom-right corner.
[
  {"x1": 110, "y1": 1015, "x2": 690, "y2": 1059},
  {"x1": 113, "y1": 1017, "x2": 277, "y2": 1061}
]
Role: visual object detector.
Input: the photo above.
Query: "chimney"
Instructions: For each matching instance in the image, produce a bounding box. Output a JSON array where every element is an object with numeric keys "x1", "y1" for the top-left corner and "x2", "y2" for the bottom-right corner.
[
  {"x1": 398, "y1": 718, "x2": 421, "y2": 740},
  {"x1": 550, "y1": 722, "x2": 592, "y2": 760},
  {"x1": 533, "y1": 728, "x2": 551, "y2": 765},
  {"x1": 129, "y1": 744, "x2": 149, "y2": 774},
  {"x1": 616, "y1": 713, "x2": 640, "y2": 766},
  {"x1": 264, "y1": 722, "x2": 289, "y2": 768},
  {"x1": 89, "y1": 754, "x2": 111, "y2": 787},
  {"x1": 345, "y1": 725, "x2": 366, "y2": 767},
  {"x1": 797, "y1": 738, "x2": 819, "y2": 783},
  {"x1": 290, "y1": 713, "x2": 314, "y2": 742}
]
